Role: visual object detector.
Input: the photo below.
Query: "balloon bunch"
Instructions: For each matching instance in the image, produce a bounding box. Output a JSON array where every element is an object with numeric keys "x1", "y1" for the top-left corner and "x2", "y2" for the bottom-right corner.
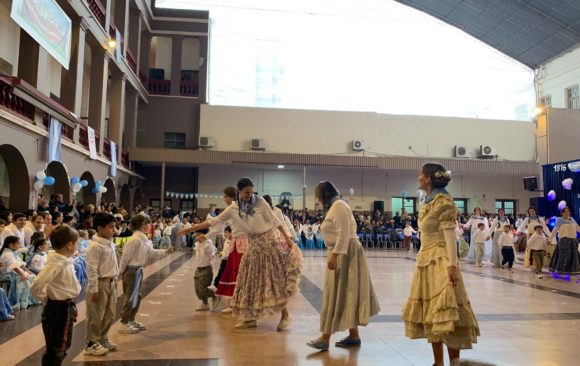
[
  {"x1": 70, "y1": 177, "x2": 89, "y2": 193},
  {"x1": 92, "y1": 180, "x2": 108, "y2": 194},
  {"x1": 33, "y1": 170, "x2": 56, "y2": 192}
]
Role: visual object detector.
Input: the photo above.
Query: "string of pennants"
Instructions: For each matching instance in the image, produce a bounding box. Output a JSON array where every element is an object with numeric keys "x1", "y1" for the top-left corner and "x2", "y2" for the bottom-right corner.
[{"x1": 165, "y1": 191, "x2": 303, "y2": 199}]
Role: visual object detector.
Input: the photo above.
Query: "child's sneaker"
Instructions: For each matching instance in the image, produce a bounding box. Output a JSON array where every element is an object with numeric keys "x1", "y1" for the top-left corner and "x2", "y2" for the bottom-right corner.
[
  {"x1": 222, "y1": 307, "x2": 233, "y2": 314},
  {"x1": 210, "y1": 297, "x2": 221, "y2": 311},
  {"x1": 118, "y1": 322, "x2": 139, "y2": 334},
  {"x1": 102, "y1": 340, "x2": 117, "y2": 351},
  {"x1": 508, "y1": 268, "x2": 514, "y2": 273},
  {"x1": 537, "y1": 273, "x2": 543, "y2": 279},
  {"x1": 196, "y1": 303, "x2": 209, "y2": 311},
  {"x1": 84, "y1": 343, "x2": 109, "y2": 356},
  {"x1": 130, "y1": 320, "x2": 147, "y2": 331},
  {"x1": 207, "y1": 285, "x2": 217, "y2": 292},
  {"x1": 6, "y1": 314, "x2": 15, "y2": 320}
]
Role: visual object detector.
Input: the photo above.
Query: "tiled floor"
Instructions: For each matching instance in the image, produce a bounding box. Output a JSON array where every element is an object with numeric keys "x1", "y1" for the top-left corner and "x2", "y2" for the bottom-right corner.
[{"x1": 4, "y1": 250, "x2": 580, "y2": 366}]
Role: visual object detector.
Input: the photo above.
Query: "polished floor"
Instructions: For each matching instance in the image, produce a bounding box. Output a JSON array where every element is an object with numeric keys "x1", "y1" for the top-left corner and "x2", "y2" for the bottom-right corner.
[{"x1": 2, "y1": 249, "x2": 580, "y2": 366}]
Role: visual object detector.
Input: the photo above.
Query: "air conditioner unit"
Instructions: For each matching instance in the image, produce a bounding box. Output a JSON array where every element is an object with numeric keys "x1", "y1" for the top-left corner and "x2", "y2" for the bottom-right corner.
[
  {"x1": 454, "y1": 146, "x2": 470, "y2": 158},
  {"x1": 251, "y1": 138, "x2": 266, "y2": 151},
  {"x1": 198, "y1": 136, "x2": 215, "y2": 148},
  {"x1": 352, "y1": 140, "x2": 365, "y2": 151},
  {"x1": 480, "y1": 145, "x2": 496, "y2": 158}
]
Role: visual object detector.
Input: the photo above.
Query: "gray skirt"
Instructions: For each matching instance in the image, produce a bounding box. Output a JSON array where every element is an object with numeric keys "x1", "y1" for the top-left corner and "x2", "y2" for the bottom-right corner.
[
  {"x1": 549, "y1": 237, "x2": 580, "y2": 275},
  {"x1": 320, "y1": 238, "x2": 380, "y2": 334}
]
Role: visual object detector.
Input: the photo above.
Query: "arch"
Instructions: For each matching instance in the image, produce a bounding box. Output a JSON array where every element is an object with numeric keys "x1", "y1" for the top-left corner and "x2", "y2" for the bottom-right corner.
[
  {"x1": 46, "y1": 161, "x2": 71, "y2": 204},
  {"x1": 102, "y1": 178, "x2": 117, "y2": 204},
  {"x1": 120, "y1": 184, "x2": 130, "y2": 212},
  {"x1": 80, "y1": 171, "x2": 96, "y2": 207},
  {"x1": 0, "y1": 144, "x2": 29, "y2": 211}
]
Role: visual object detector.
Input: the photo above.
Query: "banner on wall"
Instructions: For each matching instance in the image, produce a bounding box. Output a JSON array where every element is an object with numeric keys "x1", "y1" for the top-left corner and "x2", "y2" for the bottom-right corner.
[
  {"x1": 87, "y1": 126, "x2": 98, "y2": 160},
  {"x1": 48, "y1": 117, "x2": 62, "y2": 162},
  {"x1": 10, "y1": 0, "x2": 72, "y2": 69},
  {"x1": 110, "y1": 140, "x2": 117, "y2": 177}
]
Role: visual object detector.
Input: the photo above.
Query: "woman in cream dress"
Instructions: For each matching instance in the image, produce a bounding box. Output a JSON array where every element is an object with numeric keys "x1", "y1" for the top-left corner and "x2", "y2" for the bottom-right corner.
[
  {"x1": 402, "y1": 163, "x2": 479, "y2": 366},
  {"x1": 306, "y1": 181, "x2": 380, "y2": 351}
]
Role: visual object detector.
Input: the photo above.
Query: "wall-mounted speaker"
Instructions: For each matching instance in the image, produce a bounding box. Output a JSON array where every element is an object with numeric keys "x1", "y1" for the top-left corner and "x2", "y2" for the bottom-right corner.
[
  {"x1": 373, "y1": 200, "x2": 384, "y2": 212},
  {"x1": 523, "y1": 176, "x2": 538, "y2": 191}
]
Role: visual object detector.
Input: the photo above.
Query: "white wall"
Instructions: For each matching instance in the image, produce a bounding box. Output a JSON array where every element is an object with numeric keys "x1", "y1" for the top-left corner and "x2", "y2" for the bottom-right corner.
[
  {"x1": 181, "y1": 38, "x2": 199, "y2": 71},
  {"x1": 200, "y1": 105, "x2": 536, "y2": 161},
  {"x1": 153, "y1": 36, "x2": 172, "y2": 79},
  {"x1": 0, "y1": 0, "x2": 20, "y2": 75},
  {"x1": 196, "y1": 165, "x2": 537, "y2": 214},
  {"x1": 538, "y1": 45, "x2": 580, "y2": 108}
]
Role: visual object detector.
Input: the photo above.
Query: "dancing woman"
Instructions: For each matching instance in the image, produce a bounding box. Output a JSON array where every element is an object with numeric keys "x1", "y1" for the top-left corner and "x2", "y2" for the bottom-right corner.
[
  {"x1": 462, "y1": 208, "x2": 489, "y2": 264},
  {"x1": 402, "y1": 163, "x2": 479, "y2": 366},
  {"x1": 306, "y1": 181, "x2": 380, "y2": 351},
  {"x1": 489, "y1": 209, "x2": 510, "y2": 267},
  {"x1": 179, "y1": 178, "x2": 299, "y2": 330},
  {"x1": 516, "y1": 207, "x2": 551, "y2": 268},
  {"x1": 549, "y1": 206, "x2": 580, "y2": 277}
]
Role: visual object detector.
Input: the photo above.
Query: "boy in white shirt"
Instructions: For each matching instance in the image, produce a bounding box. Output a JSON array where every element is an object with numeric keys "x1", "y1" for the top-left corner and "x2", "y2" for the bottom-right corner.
[
  {"x1": 498, "y1": 224, "x2": 516, "y2": 272},
  {"x1": 473, "y1": 223, "x2": 487, "y2": 267},
  {"x1": 30, "y1": 225, "x2": 81, "y2": 366},
  {"x1": 84, "y1": 213, "x2": 119, "y2": 356},
  {"x1": 194, "y1": 229, "x2": 216, "y2": 311},
  {"x1": 403, "y1": 222, "x2": 417, "y2": 253},
  {"x1": 527, "y1": 225, "x2": 548, "y2": 279}
]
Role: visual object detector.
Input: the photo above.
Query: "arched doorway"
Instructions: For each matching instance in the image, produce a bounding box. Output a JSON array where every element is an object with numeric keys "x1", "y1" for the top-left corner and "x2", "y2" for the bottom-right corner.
[
  {"x1": 0, "y1": 144, "x2": 29, "y2": 211},
  {"x1": 80, "y1": 171, "x2": 96, "y2": 207},
  {"x1": 120, "y1": 184, "x2": 130, "y2": 213},
  {"x1": 102, "y1": 178, "x2": 116, "y2": 204},
  {"x1": 46, "y1": 161, "x2": 70, "y2": 204}
]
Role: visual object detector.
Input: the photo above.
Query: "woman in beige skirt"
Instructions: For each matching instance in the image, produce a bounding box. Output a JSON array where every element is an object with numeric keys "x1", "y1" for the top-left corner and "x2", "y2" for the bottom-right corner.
[
  {"x1": 401, "y1": 163, "x2": 480, "y2": 366},
  {"x1": 306, "y1": 181, "x2": 380, "y2": 351}
]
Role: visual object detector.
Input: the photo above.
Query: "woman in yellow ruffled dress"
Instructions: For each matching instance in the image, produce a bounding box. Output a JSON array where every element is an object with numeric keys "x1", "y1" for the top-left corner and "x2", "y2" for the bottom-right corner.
[{"x1": 402, "y1": 163, "x2": 480, "y2": 366}]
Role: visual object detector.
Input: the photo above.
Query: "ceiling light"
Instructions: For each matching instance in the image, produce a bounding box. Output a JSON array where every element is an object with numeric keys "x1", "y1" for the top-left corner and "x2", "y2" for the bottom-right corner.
[
  {"x1": 533, "y1": 107, "x2": 543, "y2": 115},
  {"x1": 277, "y1": 165, "x2": 285, "y2": 169},
  {"x1": 107, "y1": 39, "x2": 117, "y2": 48}
]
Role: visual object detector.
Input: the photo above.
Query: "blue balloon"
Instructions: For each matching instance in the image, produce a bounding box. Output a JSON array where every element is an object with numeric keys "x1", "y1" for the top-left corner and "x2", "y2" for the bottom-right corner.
[
  {"x1": 95, "y1": 180, "x2": 102, "y2": 188},
  {"x1": 80, "y1": 180, "x2": 88, "y2": 188},
  {"x1": 71, "y1": 176, "x2": 80, "y2": 185},
  {"x1": 92, "y1": 187, "x2": 99, "y2": 194},
  {"x1": 43, "y1": 176, "x2": 56, "y2": 186}
]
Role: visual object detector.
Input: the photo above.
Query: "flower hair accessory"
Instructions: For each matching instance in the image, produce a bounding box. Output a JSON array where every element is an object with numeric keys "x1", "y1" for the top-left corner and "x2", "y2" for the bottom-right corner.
[{"x1": 434, "y1": 170, "x2": 452, "y2": 179}]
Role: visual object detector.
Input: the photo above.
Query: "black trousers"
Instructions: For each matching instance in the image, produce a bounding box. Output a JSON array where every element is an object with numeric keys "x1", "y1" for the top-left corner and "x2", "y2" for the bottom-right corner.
[
  {"x1": 42, "y1": 300, "x2": 77, "y2": 366},
  {"x1": 501, "y1": 247, "x2": 515, "y2": 269},
  {"x1": 213, "y1": 259, "x2": 228, "y2": 287}
]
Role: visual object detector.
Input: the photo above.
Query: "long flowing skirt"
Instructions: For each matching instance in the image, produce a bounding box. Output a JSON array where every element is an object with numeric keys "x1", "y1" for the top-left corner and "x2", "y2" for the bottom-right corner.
[
  {"x1": 320, "y1": 239, "x2": 380, "y2": 335},
  {"x1": 549, "y1": 237, "x2": 580, "y2": 275},
  {"x1": 402, "y1": 244, "x2": 480, "y2": 350},
  {"x1": 216, "y1": 235, "x2": 248, "y2": 298},
  {"x1": 0, "y1": 288, "x2": 13, "y2": 320},
  {"x1": 490, "y1": 231, "x2": 503, "y2": 267},
  {"x1": 231, "y1": 230, "x2": 302, "y2": 319},
  {"x1": 3, "y1": 272, "x2": 39, "y2": 310}
]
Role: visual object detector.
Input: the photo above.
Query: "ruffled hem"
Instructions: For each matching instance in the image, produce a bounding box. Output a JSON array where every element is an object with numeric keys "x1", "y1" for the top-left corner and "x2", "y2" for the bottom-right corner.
[
  {"x1": 401, "y1": 251, "x2": 480, "y2": 350},
  {"x1": 278, "y1": 242, "x2": 304, "y2": 298}
]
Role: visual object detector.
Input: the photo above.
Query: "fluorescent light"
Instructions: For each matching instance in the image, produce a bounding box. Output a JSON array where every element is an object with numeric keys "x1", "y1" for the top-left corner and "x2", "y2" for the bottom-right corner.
[
  {"x1": 277, "y1": 165, "x2": 285, "y2": 169},
  {"x1": 533, "y1": 107, "x2": 543, "y2": 115}
]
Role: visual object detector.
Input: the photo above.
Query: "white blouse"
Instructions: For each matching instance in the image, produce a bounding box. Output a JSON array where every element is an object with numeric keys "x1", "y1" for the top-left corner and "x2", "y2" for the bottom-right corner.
[
  {"x1": 320, "y1": 200, "x2": 358, "y2": 255},
  {"x1": 490, "y1": 217, "x2": 511, "y2": 232},
  {"x1": 208, "y1": 197, "x2": 282, "y2": 235},
  {"x1": 517, "y1": 217, "x2": 551, "y2": 237},
  {"x1": 1, "y1": 249, "x2": 25, "y2": 272},
  {"x1": 273, "y1": 207, "x2": 296, "y2": 238}
]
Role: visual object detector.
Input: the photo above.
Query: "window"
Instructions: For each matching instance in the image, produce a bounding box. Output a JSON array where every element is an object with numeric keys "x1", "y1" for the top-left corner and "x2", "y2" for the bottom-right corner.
[
  {"x1": 391, "y1": 197, "x2": 417, "y2": 216},
  {"x1": 180, "y1": 199, "x2": 195, "y2": 212},
  {"x1": 164, "y1": 132, "x2": 186, "y2": 149},
  {"x1": 540, "y1": 95, "x2": 551, "y2": 108},
  {"x1": 566, "y1": 86, "x2": 579, "y2": 109},
  {"x1": 496, "y1": 200, "x2": 516, "y2": 215},
  {"x1": 150, "y1": 199, "x2": 161, "y2": 211},
  {"x1": 454, "y1": 199, "x2": 467, "y2": 215}
]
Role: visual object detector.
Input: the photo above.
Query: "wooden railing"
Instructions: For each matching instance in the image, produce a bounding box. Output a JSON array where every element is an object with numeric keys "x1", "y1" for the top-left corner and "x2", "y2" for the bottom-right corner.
[
  {"x1": 121, "y1": 148, "x2": 129, "y2": 168},
  {"x1": 148, "y1": 79, "x2": 171, "y2": 95},
  {"x1": 78, "y1": 123, "x2": 89, "y2": 149},
  {"x1": 126, "y1": 48, "x2": 137, "y2": 73},
  {"x1": 87, "y1": 0, "x2": 106, "y2": 28},
  {"x1": 0, "y1": 75, "x2": 34, "y2": 121},
  {"x1": 103, "y1": 138, "x2": 112, "y2": 160},
  {"x1": 42, "y1": 113, "x2": 74, "y2": 140},
  {"x1": 138, "y1": 70, "x2": 148, "y2": 86},
  {"x1": 180, "y1": 80, "x2": 198, "y2": 97}
]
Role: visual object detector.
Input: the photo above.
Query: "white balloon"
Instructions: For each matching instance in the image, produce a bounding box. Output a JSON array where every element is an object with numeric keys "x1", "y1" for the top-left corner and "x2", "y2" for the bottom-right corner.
[
  {"x1": 36, "y1": 170, "x2": 46, "y2": 180},
  {"x1": 99, "y1": 186, "x2": 108, "y2": 193},
  {"x1": 72, "y1": 183, "x2": 82, "y2": 193},
  {"x1": 34, "y1": 180, "x2": 44, "y2": 191}
]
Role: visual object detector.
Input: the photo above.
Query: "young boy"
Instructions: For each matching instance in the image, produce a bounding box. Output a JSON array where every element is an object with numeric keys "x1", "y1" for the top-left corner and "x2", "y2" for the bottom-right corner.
[
  {"x1": 30, "y1": 225, "x2": 81, "y2": 366},
  {"x1": 527, "y1": 225, "x2": 548, "y2": 279},
  {"x1": 473, "y1": 223, "x2": 487, "y2": 267},
  {"x1": 118, "y1": 215, "x2": 173, "y2": 334},
  {"x1": 403, "y1": 222, "x2": 417, "y2": 253},
  {"x1": 194, "y1": 228, "x2": 216, "y2": 311},
  {"x1": 498, "y1": 224, "x2": 516, "y2": 272},
  {"x1": 85, "y1": 213, "x2": 118, "y2": 356}
]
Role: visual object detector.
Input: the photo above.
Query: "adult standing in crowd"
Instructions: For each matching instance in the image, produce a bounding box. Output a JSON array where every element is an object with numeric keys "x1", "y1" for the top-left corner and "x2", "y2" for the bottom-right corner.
[
  {"x1": 306, "y1": 181, "x2": 380, "y2": 351},
  {"x1": 402, "y1": 163, "x2": 479, "y2": 366}
]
